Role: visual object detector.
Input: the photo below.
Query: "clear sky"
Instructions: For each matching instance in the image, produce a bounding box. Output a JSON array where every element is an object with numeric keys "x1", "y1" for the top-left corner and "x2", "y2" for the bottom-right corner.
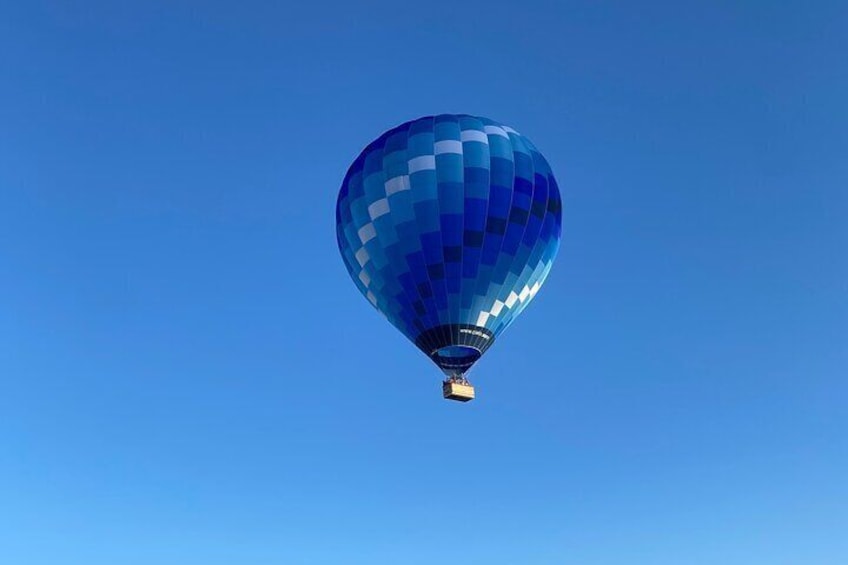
[{"x1": 1, "y1": 1, "x2": 846, "y2": 564}]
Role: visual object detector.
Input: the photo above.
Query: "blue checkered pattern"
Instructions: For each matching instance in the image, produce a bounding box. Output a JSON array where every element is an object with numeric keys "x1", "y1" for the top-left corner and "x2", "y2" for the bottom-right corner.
[{"x1": 336, "y1": 115, "x2": 562, "y2": 376}]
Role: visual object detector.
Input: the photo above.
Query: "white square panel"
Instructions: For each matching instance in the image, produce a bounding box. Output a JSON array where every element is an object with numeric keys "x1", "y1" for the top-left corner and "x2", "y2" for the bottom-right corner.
[
  {"x1": 358, "y1": 270, "x2": 371, "y2": 287},
  {"x1": 434, "y1": 140, "x2": 462, "y2": 155},
  {"x1": 461, "y1": 130, "x2": 488, "y2": 144},
  {"x1": 355, "y1": 247, "x2": 370, "y2": 267},
  {"x1": 357, "y1": 223, "x2": 376, "y2": 244},
  {"x1": 408, "y1": 155, "x2": 436, "y2": 173},
  {"x1": 385, "y1": 175, "x2": 410, "y2": 195},
  {"x1": 368, "y1": 198, "x2": 390, "y2": 220},
  {"x1": 484, "y1": 126, "x2": 509, "y2": 138}
]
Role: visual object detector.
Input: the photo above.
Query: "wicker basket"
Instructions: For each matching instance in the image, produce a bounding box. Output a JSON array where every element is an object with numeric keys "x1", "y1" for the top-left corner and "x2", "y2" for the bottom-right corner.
[{"x1": 443, "y1": 381, "x2": 475, "y2": 402}]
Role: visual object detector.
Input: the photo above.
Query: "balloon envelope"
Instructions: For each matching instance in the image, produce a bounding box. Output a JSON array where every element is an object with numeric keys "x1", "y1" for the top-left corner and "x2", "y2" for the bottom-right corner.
[{"x1": 336, "y1": 114, "x2": 562, "y2": 377}]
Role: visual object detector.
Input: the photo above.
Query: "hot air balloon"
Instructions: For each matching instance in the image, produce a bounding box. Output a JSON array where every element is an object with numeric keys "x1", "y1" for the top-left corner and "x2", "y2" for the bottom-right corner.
[{"x1": 336, "y1": 114, "x2": 562, "y2": 401}]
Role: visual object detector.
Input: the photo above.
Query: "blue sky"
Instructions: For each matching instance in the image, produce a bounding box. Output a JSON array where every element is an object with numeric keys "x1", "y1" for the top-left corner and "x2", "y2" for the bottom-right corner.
[{"x1": 1, "y1": 1, "x2": 846, "y2": 563}]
